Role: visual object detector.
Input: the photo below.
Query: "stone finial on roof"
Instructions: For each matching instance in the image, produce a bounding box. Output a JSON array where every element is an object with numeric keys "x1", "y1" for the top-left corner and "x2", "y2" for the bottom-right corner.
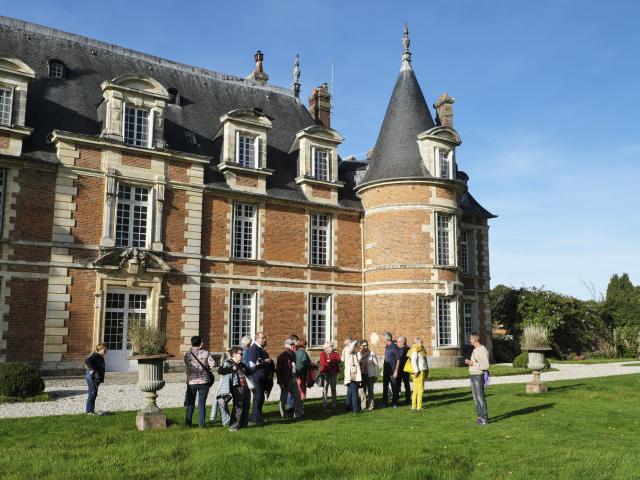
[
  {"x1": 247, "y1": 50, "x2": 269, "y2": 84},
  {"x1": 401, "y1": 23, "x2": 412, "y2": 71},
  {"x1": 292, "y1": 54, "x2": 301, "y2": 98}
]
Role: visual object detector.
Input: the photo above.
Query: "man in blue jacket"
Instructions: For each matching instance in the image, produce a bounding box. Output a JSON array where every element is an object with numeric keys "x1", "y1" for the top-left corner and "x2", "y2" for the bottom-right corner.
[
  {"x1": 382, "y1": 332, "x2": 401, "y2": 408},
  {"x1": 246, "y1": 331, "x2": 272, "y2": 424}
]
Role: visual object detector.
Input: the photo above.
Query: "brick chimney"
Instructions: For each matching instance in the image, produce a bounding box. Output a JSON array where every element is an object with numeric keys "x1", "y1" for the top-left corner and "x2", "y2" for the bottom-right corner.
[
  {"x1": 308, "y1": 83, "x2": 331, "y2": 128},
  {"x1": 433, "y1": 92, "x2": 455, "y2": 128},
  {"x1": 247, "y1": 50, "x2": 269, "y2": 85}
]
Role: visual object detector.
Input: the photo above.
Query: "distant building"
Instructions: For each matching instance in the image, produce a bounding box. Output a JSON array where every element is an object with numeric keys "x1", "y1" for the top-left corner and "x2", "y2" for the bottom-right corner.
[{"x1": 0, "y1": 17, "x2": 495, "y2": 373}]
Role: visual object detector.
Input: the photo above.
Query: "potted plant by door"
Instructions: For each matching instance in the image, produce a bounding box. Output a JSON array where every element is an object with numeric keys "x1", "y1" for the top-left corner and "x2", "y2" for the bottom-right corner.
[
  {"x1": 128, "y1": 321, "x2": 173, "y2": 430},
  {"x1": 521, "y1": 324, "x2": 552, "y2": 393}
]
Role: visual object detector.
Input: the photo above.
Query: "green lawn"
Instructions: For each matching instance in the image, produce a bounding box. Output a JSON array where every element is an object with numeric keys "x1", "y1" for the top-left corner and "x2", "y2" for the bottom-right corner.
[
  {"x1": 0, "y1": 393, "x2": 52, "y2": 404},
  {"x1": 1, "y1": 375, "x2": 639, "y2": 479},
  {"x1": 622, "y1": 363, "x2": 640, "y2": 367},
  {"x1": 550, "y1": 358, "x2": 638, "y2": 364}
]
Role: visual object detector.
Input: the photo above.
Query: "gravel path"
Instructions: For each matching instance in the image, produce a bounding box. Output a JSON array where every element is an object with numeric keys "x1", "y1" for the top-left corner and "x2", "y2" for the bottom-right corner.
[{"x1": 1, "y1": 362, "x2": 639, "y2": 419}]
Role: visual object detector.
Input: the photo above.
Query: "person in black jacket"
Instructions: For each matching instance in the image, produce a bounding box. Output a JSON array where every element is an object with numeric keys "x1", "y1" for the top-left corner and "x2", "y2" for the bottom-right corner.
[
  {"x1": 85, "y1": 343, "x2": 107, "y2": 415},
  {"x1": 218, "y1": 346, "x2": 254, "y2": 432},
  {"x1": 245, "y1": 331, "x2": 272, "y2": 424}
]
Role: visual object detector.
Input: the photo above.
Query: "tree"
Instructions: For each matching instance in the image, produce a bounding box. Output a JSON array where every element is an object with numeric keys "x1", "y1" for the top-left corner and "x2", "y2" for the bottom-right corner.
[
  {"x1": 605, "y1": 273, "x2": 640, "y2": 328},
  {"x1": 490, "y1": 284, "x2": 522, "y2": 335}
]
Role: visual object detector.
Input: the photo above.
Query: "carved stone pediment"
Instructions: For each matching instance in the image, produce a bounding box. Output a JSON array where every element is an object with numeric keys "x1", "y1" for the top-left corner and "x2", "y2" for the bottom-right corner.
[{"x1": 90, "y1": 248, "x2": 172, "y2": 275}]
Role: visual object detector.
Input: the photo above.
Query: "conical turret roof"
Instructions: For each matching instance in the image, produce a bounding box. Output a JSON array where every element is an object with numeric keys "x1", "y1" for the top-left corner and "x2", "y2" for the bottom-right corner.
[{"x1": 361, "y1": 26, "x2": 435, "y2": 186}]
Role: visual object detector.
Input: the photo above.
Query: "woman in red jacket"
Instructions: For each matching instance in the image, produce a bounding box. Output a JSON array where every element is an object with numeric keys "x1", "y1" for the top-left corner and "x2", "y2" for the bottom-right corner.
[{"x1": 320, "y1": 341, "x2": 341, "y2": 409}]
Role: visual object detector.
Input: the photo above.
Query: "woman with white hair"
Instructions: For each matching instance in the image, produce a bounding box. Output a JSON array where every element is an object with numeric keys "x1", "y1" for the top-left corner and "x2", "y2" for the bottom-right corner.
[
  {"x1": 319, "y1": 341, "x2": 340, "y2": 408},
  {"x1": 240, "y1": 335, "x2": 252, "y2": 363}
]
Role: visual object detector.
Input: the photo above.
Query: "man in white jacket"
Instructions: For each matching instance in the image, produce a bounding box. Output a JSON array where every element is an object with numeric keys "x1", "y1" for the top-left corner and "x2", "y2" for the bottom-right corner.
[{"x1": 464, "y1": 332, "x2": 490, "y2": 425}]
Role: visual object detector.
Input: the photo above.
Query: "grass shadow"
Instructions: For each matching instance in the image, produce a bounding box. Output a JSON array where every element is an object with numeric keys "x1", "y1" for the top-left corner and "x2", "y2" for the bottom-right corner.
[{"x1": 490, "y1": 403, "x2": 555, "y2": 423}]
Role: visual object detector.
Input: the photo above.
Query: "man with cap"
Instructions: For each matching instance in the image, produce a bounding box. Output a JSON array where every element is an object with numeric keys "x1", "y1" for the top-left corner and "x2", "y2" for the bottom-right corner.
[{"x1": 275, "y1": 338, "x2": 302, "y2": 418}]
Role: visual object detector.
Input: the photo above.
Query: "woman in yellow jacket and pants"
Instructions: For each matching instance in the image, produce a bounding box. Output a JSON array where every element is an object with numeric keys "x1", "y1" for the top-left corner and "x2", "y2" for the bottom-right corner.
[{"x1": 403, "y1": 337, "x2": 428, "y2": 410}]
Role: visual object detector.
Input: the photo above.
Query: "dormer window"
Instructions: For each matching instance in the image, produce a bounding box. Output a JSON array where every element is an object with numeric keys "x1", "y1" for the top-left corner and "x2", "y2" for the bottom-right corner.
[
  {"x1": 48, "y1": 60, "x2": 65, "y2": 79},
  {"x1": 438, "y1": 149, "x2": 451, "y2": 179},
  {"x1": 236, "y1": 133, "x2": 258, "y2": 168},
  {"x1": 168, "y1": 87, "x2": 180, "y2": 106},
  {"x1": 123, "y1": 105, "x2": 151, "y2": 147},
  {"x1": 0, "y1": 87, "x2": 12, "y2": 126},
  {"x1": 185, "y1": 130, "x2": 197, "y2": 145},
  {"x1": 312, "y1": 147, "x2": 329, "y2": 181}
]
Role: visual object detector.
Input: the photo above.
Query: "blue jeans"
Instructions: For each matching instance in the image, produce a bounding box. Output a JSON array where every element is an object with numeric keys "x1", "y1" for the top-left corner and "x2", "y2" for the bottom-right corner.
[
  {"x1": 185, "y1": 383, "x2": 210, "y2": 428},
  {"x1": 85, "y1": 373, "x2": 99, "y2": 413},
  {"x1": 346, "y1": 381, "x2": 360, "y2": 413},
  {"x1": 250, "y1": 378, "x2": 266, "y2": 423},
  {"x1": 470, "y1": 374, "x2": 488, "y2": 420}
]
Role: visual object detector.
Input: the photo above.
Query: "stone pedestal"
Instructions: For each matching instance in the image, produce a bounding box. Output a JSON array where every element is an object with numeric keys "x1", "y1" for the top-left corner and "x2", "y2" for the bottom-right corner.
[
  {"x1": 526, "y1": 370, "x2": 548, "y2": 394},
  {"x1": 136, "y1": 410, "x2": 167, "y2": 431}
]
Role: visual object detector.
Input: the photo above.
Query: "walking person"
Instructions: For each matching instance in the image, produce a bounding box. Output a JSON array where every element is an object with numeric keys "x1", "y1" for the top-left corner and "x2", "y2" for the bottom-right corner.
[
  {"x1": 343, "y1": 340, "x2": 362, "y2": 413},
  {"x1": 184, "y1": 336, "x2": 216, "y2": 428},
  {"x1": 319, "y1": 341, "x2": 340, "y2": 409},
  {"x1": 246, "y1": 332, "x2": 272, "y2": 424},
  {"x1": 358, "y1": 340, "x2": 379, "y2": 411},
  {"x1": 382, "y1": 332, "x2": 400, "y2": 408},
  {"x1": 464, "y1": 332, "x2": 490, "y2": 425},
  {"x1": 404, "y1": 337, "x2": 429, "y2": 410},
  {"x1": 240, "y1": 335, "x2": 252, "y2": 363},
  {"x1": 85, "y1": 343, "x2": 107, "y2": 415},
  {"x1": 395, "y1": 336, "x2": 412, "y2": 405},
  {"x1": 218, "y1": 347, "x2": 253, "y2": 432},
  {"x1": 275, "y1": 338, "x2": 302, "y2": 418}
]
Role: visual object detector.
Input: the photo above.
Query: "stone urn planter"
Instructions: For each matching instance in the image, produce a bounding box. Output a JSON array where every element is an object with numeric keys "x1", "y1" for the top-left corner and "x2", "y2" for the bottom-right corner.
[
  {"x1": 128, "y1": 353, "x2": 173, "y2": 431},
  {"x1": 525, "y1": 347, "x2": 551, "y2": 394}
]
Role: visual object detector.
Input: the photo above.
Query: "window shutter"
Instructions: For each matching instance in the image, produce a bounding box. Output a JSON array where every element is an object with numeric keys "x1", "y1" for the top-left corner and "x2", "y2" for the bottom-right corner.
[
  {"x1": 148, "y1": 109, "x2": 155, "y2": 148},
  {"x1": 147, "y1": 186, "x2": 155, "y2": 249},
  {"x1": 448, "y1": 150, "x2": 454, "y2": 179},
  {"x1": 434, "y1": 147, "x2": 440, "y2": 177},
  {"x1": 311, "y1": 146, "x2": 316, "y2": 177},
  {"x1": 254, "y1": 136, "x2": 260, "y2": 168},
  {"x1": 235, "y1": 131, "x2": 240, "y2": 163},
  {"x1": 328, "y1": 149, "x2": 333, "y2": 181}
]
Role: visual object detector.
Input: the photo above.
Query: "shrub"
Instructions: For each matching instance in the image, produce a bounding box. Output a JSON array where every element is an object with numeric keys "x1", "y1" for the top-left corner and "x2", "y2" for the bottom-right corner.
[
  {"x1": 513, "y1": 351, "x2": 550, "y2": 370},
  {"x1": 492, "y1": 336, "x2": 518, "y2": 363},
  {"x1": 0, "y1": 363, "x2": 45, "y2": 398},
  {"x1": 128, "y1": 321, "x2": 167, "y2": 356},
  {"x1": 616, "y1": 324, "x2": 640, "y2": 358}
]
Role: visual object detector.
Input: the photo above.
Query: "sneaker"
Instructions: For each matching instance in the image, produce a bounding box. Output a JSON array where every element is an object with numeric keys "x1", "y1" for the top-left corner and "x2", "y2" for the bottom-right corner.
[
  {"x1": 86, "y1": 412, "x2": 96, "y2": 416},
  {"x1": 228, "y1": 427, "x2": 239, "y2": 432}
]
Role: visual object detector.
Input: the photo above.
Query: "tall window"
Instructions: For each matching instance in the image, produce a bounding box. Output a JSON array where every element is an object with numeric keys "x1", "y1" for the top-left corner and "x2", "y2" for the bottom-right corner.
[
  {"x1": 48, "y1": 61, "x2": 65, "y2": 79},
  {"x1": 461, "y1": 230, "x2": 469, "y2": 274},
  {"x1": 0, "y1": 88, "x2": 13, "y2": 126},
  {"x1": 232, "y1": 203, "x2": 256, "y2": 259},
  {"x1": 436, "y1": 213, "x2": 453, "y2": 266},
  {"x1": 236, "y1": 134, "x2": 256, "y2": 168},
  {"x1": 464, "y1": 302, "x2": 474, "y2": 345},
  {"x1": 0, "y1": 169, "x2": 5, "y2": 235},
  {"x1": 123, "y1": 106, "x2": 149, "y2": 147},
  {"x1": 116, "y1": 184, "x2": 150, "y2": 248},
  {"x1": 310, "y1": 213, "x2": 330, "y2": 266},
  {"x1": 313, "y1": 148, "x2": 329, "y2": 181},
  {"x1": 104, "y1": 290, "x2": 148, "y2": 351},
  {"x1": 309, "y1": 294, "x2": 330, "y2": 347},
  {"x1": 230, "y1": 290, "x2": 255, "y2": 347},
  {"x1": 438, "y1": 149, "x2": 451, "y2": 179},
  {"x1": 438, "y1": 297, "x2": 457, "y2": 347}
]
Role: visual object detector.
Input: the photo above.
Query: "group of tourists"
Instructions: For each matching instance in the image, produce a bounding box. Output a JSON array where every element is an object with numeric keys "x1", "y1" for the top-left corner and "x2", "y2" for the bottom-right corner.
[{"x1": 84, "y1": 331, "x2": 490, "y2": 429}]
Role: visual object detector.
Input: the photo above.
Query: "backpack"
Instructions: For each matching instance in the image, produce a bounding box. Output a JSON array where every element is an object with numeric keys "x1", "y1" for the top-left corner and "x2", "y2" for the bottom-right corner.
[{"x1": 419, "y1": 353, "x2": 429, "y2": 372}]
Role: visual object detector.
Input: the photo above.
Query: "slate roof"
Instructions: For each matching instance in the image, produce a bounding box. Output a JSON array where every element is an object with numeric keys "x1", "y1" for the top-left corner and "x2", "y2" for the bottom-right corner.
[
  {"x1": 0, "y1": 16, "x2": 362, "y2": 209},
  {"x1": 360, "y1": 64, "x2": 435, "y2": 186}
]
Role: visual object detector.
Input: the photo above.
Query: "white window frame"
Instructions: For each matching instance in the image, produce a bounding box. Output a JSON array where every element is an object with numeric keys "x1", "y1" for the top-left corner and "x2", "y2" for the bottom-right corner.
[
  {"x1": 123, "y1": 104, "x2": 152, "y2": 147},
  {"x1": 309, "y1": 294, "x2": 331, "y2": 348},
  {"x1": 436, "y1": 212, "x2": 454, "y2": 266},
  {"x1": 0, "y1": 86, "x2": 14, "y2": 127},
  {"x1": 437, "y1": 296, "x2": 458, "y2": 347},
  {"x1": 230, "y1": 290, "x2": 256, "y2": 348},
  {"x1": 310, "y1": 213, "x2": 331, "y2": 266},
  {"x1": 103, "y1": 288, "x2": 149, "y2": 352},
  {"x1": 232, "y1": 202, "x2": 257, "y2": 259},
  {"x1": 461, "y1": 230, "x2": 470, "y2": 274},
  {"x1": 115, "y1": 183, "x2": 152, "y2": 249},
  {"x1": 436, "y1": 147, "x2": 453, "y2": 179},
  {"x1": 0, "y1": 169, "x2": 5, "y2": 237},
  {"x1": 48, "y1": 61, "x2": 65, "y2": 79},
  {"x1": 311, "y1": 146, "x2": 330, "y2": 181},
  {"x1": 235, "y1": 131, "x2": 259, "y2": 168}
]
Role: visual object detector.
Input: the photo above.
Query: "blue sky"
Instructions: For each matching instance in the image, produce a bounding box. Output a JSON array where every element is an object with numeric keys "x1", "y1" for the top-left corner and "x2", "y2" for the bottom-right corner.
[{"x1": 2, "y1": 0, "x2": 639, "y2": 299}]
